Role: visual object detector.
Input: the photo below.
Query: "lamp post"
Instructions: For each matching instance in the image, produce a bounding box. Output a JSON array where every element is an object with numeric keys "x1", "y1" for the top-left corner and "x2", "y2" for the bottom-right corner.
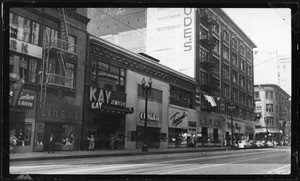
[
  {"x1": 141, "y1": 77, "x2": 152, "y2": 152},
  {"x1": 265, "y1": 116, "x2": 269, "y2": 141},
  {"x1": 228, "y1": 104, "x2": 235, "y2": 148}
]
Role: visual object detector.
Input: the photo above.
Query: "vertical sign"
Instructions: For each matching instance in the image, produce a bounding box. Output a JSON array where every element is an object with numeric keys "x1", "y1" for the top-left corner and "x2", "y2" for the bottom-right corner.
[
  {"x1": 9, "y1": 79, "x2": 25, "y2": 106},
  {"x1": 146, "y1": 8, "x2": 196, "y2": 78}
]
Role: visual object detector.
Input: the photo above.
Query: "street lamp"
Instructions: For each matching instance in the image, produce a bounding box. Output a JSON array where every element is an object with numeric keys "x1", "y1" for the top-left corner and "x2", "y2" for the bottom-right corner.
[
  {"x1": 265, "y1": 116, "x2": 269, "y2": 141},
  {"x1": 228, "y1": 104, "x2": 235, "y2": 148},
  {"x1": 141, "y1": 77, "x2": 152, "y2": 152}
]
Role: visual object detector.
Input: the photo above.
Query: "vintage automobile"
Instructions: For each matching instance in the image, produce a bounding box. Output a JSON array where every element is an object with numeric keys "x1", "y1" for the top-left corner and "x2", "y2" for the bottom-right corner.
[{"x1": 237, "y1": 140, "x2": 251, "y2": 149}]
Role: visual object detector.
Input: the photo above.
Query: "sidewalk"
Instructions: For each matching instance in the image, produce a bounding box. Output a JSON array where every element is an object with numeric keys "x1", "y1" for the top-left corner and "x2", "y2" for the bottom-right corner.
[{"x1": 10, "y1": 146, "x2": 229, "y2": 162}]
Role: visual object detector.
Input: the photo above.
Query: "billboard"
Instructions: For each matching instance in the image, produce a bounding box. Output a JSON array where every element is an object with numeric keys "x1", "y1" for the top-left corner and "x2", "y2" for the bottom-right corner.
[{"x1": 146, "y1": 8, "x2": 196, "y2": 78}]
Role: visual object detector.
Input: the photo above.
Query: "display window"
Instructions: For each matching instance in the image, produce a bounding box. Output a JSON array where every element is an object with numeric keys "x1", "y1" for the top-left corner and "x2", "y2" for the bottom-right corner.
[
  {"x1": 44, "y1": 123, "x2": 77, "y2": 147},
  {"x1": 168, "y1": 128, "x2": 188, "y2": 147},
  {"x1": 10, "y1": 112, "x2": 32, "y2": 147}
]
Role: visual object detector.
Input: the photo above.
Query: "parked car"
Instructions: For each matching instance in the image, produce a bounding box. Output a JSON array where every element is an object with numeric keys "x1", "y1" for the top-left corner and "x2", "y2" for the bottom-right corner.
[
  {"x1": 272, "y1": 141, "x2": 278, "y2": 147},
  {"x1": 255, "y1": 141, "x2": 265, "y2": 148},
  {"x1": 237, "y1": 140, "x2": 251, "y2": 149},
  {"x1": 249, "y1": 140, "x2": 258, "y2": 149},
  {"x1": 266, "y1": 141, "x2": 274, "y2": 148}
]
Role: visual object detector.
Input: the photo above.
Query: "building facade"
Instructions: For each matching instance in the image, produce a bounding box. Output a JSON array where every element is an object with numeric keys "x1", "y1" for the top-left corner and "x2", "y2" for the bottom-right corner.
[
  {"x1": 253, "y1": 84, "x2": 291, "y2": 143},
  {"x1": 87, "y1": 8, "x2": 257, "y2": 146},
  {"x1": 9, "y1": 8, "x2": 89, "y2": 152},
  {"x1": 83, "y1": 35, "x2": 197, "y2": 150}
]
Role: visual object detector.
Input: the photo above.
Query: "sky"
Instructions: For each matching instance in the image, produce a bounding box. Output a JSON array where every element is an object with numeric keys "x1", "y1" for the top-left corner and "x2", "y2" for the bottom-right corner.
[{"x1": 222, "y1": 8, "x2": 291, "y2": 56}]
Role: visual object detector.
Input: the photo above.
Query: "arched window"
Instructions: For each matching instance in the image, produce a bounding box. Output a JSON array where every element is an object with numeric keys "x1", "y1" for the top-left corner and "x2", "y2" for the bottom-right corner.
[{"x1": 223, "y1": 30, "x2": 229, "y2": 42}]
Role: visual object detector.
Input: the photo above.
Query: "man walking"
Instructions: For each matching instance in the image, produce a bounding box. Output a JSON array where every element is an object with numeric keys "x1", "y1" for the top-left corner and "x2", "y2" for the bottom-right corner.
[{"x1": 48, "y1": 133, "x2": 54, "y2": 153}]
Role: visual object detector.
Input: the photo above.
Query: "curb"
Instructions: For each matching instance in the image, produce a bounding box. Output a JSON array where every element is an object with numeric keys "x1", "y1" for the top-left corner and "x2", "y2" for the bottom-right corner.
[{"x1": 10, "y1": 147, "x2": 228, "y2": 162}]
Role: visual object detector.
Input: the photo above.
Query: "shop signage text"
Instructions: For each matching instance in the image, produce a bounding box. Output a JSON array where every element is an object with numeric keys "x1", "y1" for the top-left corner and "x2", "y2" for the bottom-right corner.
[
  {"x1": 183, "y1": 8, "x2": 193, "y2": 52},
  {"x1": 89, "y1": 87, "x2": 126, "y2": 109},
  {"x1": 17, "y1": 92, "x2": 35, "y2": 108},
  {"x1": 10, "y1": 38, "x2": 43, "y2": 58},
  {"x1": 139, "y1": 112, "x2": 160, "y2": 122}
]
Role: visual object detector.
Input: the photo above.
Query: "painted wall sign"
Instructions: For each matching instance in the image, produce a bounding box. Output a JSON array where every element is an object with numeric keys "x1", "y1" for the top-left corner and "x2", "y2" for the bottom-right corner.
[
  {"x1": 169, "y1": 107, "x2": 188, "y2": 129},
  {"x1": 146, "y1": 8, "x2": 196, "y2": 78},
  {"x1": 10, "y1": 38, "x2": 43, "y2": 58},
  {"x1": 9, "y1": 79, "x2": 24, "y2": 106}
]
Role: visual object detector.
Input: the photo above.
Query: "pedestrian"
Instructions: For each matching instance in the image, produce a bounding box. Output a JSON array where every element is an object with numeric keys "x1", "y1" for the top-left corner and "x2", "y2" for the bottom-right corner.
[
  {"x1": 10, "y1": 130, "x2": 17, "y2": 154},
  {"x1": 193, "y1": 136, "x2": 197, "y2": 149},
  {"x1": 110, "y1": 134, "x2": 116, "y2": 150},
  {"x1": 48, "y1": 133, "x2": 54, "y2": 154},
  {"x1": 87, "y1": 135, "x2": 95, "y2": 151}
]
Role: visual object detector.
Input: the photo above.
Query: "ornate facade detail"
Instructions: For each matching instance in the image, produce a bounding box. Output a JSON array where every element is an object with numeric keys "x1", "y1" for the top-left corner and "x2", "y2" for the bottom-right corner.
[{"x1": 90, "y1": 42, "x2": 195, "y2": 91}]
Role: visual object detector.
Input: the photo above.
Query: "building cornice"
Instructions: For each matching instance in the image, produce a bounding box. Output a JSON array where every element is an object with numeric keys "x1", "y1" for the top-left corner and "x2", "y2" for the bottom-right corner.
[{"x1": 89, "y1": 35, "x2": 196, "y2": 91}]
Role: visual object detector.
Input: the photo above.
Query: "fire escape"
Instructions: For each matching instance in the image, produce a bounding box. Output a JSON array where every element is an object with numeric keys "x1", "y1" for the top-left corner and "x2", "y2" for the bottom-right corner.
[
  {"x1": 40, "y1": 8, "x2": 77, "y2": 107},
  {"x1": 198, "y1": 16, "x2": 218, "y2": 95}
]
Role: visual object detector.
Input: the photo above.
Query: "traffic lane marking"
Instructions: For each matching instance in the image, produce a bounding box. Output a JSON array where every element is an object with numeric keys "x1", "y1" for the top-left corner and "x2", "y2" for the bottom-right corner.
[
  {"x1": 267, "y1": 164, "x2": 290, "y2": 174},
  {"x1": 159, "y1": 153, "x2": 287, "y2": 175}
]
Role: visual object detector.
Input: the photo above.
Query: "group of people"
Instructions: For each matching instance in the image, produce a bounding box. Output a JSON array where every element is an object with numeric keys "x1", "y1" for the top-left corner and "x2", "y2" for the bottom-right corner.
[{"x1": 87, "y1": 133, "x2": 119, "y2": 151}]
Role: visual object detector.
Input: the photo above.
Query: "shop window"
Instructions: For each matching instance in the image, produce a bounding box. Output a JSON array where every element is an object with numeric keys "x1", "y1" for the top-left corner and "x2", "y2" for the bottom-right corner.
[
  {"x1": 10, "y1": 112, "x2": 32, "y2": 146},
  {"x1": 45, "y1": 123, "x2": 77, "y2": 147}
]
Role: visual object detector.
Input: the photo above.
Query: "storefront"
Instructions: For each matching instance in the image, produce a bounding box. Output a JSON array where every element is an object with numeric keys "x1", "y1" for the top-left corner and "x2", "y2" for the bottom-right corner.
[
  {"x1": 83, "y1": 86, "x2": 134, "y2": 150},
  {"x1": 198, "y1": 112, "x2": 223, "y2": 147},
  {"x1": 168, "y1": 106, "x2": 189, "y2": 148},
  {"x1": 35, "y1": 94, "x2": 82, "y2": 152},
  {"x1": 9, "y1": 90, "x2": 36, "y2": 153}
]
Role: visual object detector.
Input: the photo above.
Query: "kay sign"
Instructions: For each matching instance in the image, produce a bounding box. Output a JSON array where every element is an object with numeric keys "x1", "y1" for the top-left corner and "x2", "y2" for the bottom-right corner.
[{"x1": 10, "y1": 38, "x2": 42, "y2": 58}]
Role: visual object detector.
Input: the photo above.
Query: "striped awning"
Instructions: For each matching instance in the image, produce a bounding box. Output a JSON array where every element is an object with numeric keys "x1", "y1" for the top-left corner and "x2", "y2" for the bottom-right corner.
[{"x1": 203, "y1": 94, "x2": 217, "y2": 107}]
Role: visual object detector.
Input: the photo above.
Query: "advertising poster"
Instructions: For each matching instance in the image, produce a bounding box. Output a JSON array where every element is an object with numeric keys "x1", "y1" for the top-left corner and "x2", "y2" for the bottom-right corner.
[
  {"x1": 146, "y1": 8, "x2": 196, "y2": 78},
  {"x1": 169, "y1": 107, "x2": 188, "y2": 129}
]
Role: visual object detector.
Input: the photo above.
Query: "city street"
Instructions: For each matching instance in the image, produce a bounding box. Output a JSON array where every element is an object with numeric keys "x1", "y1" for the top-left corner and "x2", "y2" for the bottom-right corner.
[{"x1": 10, "y1": 147, "x2": 290, "y2": 175}]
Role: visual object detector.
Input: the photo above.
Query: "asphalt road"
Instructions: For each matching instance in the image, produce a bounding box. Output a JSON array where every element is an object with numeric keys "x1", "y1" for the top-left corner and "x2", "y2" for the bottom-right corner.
[{"x1": 10, "y1": 147, "x2": 290, "y2": 175}]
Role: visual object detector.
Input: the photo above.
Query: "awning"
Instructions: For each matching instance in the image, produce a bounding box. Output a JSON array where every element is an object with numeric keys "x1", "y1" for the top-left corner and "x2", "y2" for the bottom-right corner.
[
  {"x1": 203, "y1": 94, "x2": 217, "y2": 107},
  {"x1": 255, "y1": 128, "x2": 283, "y2": 134}
]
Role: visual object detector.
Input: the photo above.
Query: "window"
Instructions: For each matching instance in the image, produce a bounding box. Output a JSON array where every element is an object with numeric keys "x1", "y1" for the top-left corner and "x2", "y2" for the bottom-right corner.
[
  {"x1": 223, "y1": 83, "x2": 229, "y2": 98},
  {"x1": 233, "y1": 88, "x2": 238, "y2": 101},
  {"x1": 44, "y1": 27, "x2": 58, "y2": 47},
  {"x1": 222, "y1": 46, "x2": 229, "y2": 60},
  {"x1": 212, "y1": 57, "x2": 219, "y2": 74},
  {"x1": 170, "y1": 85, "x2": 193, "y2": 109},
  {"x1": 199, "y1": 48, "x2": 208, "y2": 62},
  {"x1": 232, "y1": 39, "x2": 237, "y2": 49},
  {"x1": 65, "y1": 63, "x2": 75, "y2": 88},
  {"x1": 199, "y1": 27, "x2": 209, "y2": 39},
  {"x1": 254, "y1": 92, "x2": 259, "y2": 100},
  {"x1": 199, "y1": 71, "x2": 208, "y2": 85},
  {"x1": 213, "y1": 37, "x2": 219, "y2": 53},
  {"x1": 247, "y1": 96, "x2": 252, "y2": 106},
  {"x1": 240, "y1": 45, "x2": 245, "y2": 55},
  {"x1": 138, "y1": 85, "x2": 162, "y2": 102},
  {"x1": 246, "y1": 51, "x2": 252, "y2": 61},
  {"x1": 266, "y1": 104, "x2": 273, "y2": 112},
  {"x1": 10, "y1": 12, "x2": 40, "y2": 45},
  {"x1": 247, "y1": 80, "x2": 252, "y2": 91},
  {"x1": 232, "y1": 52, "x2": 238, "y2": 67},
  {"x1": 240, "y1": 92, "x2": 246, "y2": 104},
  {"x1": 232, "y1": 70, "x2": 237, "y2": 84},
  {"x1": 247, "y1": 64, "x2": 252, "y2": 76},
  {"x1": 223, "y1": 31, "x2": 229, "y2": 42},
  {"x1": 223, "y1": 64, "x2": 229, "y2": 79},
  {"x1": 68, "y1": 35, "x2": 76, "y2": 53},
  {"x1": 240, "y1": 76, "x2": 245, "y2": 88},
  {"x1": 9, "y1": 54, "x2": 39, "y2": 83},
  {"x1": 266, "y1": 91, "x2": 273, "y2": 100},
  {"x1": 240, "y1": 59, "x2": 245, "y2": 71},
  {"x1": 212, "y1": 22, "x2": 219, "y2": 34},
  {"x1": 90, "y1": 60, "x2": 126, "y2": 92}
]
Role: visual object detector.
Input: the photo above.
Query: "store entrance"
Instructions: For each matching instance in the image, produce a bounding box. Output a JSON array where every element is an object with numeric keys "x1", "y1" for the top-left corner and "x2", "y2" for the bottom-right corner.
[{"x1": 93, "y1": 114, "x2": 125, "y2": 150}]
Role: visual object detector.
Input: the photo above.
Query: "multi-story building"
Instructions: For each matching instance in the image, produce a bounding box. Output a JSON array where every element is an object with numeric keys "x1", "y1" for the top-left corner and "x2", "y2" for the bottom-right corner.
[
  {"x1": 253, "y1": 84, "x2": 291, "y2": 143},
  {"x1": 8, "y1": 8, "x2": 90, "y2": 152},
  {"x1": 254, "y1": 49, "x2": 291, "y2": 96},
  {"x1": 87, "y1": 8, "x2": 257, "y2": 145}
]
